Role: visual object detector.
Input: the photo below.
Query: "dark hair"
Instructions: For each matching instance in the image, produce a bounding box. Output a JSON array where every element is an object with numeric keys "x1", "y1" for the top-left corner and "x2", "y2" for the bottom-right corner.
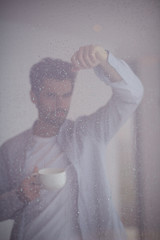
[{"x1": 29, "y1": 58, "x2": 77, "y2": 94}]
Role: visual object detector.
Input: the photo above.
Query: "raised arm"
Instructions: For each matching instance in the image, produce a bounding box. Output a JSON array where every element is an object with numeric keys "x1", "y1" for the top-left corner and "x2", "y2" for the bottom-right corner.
[
  {"x1": 71, "y1": 45, "x2": 122, "y2": 82},
  {"x1": 71, "y1": 45, "x2": 144, "y2": 143}
]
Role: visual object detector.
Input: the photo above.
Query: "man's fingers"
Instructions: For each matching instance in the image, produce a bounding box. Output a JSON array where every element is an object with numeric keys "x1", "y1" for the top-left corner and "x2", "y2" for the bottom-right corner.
[
  {"x1": 71, "y1": 51, "x2": 80, "y2": 70},
  {"x1": 77, "y1": 47, "x2": 89, "y2": 68},
  {"x1": 30, "y1": 167, "x2": 40, "y2": 187},
  {"x1": 82, "y1": 46, "x2": 95, "y2": 67},
  {"x1": 33, "y1": 166, "x2": 39, "y2": 172},
  {"x1": 89, "y1": 45, "x2": 97, "y2": 63},
  {"x1": 32, "y1": 166, "x2": 39, "y2": 176},
  {"x1": 71, "y1": 45, "x2": 101, "y2": 71},
  {"x1": 76, "y1": 46, "x2": 96, "y2": 68}
]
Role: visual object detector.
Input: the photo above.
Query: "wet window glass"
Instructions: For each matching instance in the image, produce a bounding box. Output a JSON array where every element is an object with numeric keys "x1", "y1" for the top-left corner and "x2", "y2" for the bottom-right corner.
[{"x1": 0, "y1": 1, "x2": 160, "y2": 240}]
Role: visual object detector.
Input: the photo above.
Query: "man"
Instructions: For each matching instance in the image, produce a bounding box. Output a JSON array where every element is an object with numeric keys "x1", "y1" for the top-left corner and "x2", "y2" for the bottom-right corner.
[{"x1": 0, "y1": 45, "x2": 143, "y2": 240}]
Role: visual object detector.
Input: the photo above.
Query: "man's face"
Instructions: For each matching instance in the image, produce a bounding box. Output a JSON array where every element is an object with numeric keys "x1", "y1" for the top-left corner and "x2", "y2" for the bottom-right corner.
[{"x1": 31, "y1": 78, "x2": 73, "y2": 127}]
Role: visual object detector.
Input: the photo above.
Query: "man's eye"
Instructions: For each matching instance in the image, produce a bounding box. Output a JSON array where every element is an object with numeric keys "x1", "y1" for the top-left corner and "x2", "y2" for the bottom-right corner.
[
  {"x1": 47, "y1": 93, "x2": 56, "y2": 97},
  {"x1": 63, "y1": 92, "x2": 72, "y2": 98}
]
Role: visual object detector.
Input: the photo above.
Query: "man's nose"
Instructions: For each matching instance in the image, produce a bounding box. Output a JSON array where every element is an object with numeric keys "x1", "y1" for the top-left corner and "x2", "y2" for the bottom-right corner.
[{"x1": 56, "y1": 96, "x2": 63, "y2": 107}]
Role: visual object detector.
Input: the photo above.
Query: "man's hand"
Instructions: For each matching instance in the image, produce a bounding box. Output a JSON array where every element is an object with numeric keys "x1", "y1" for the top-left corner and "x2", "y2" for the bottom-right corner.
[
  {"x1": 18, "y1": 167, "x2": 41, "y2": 203},
  {"x1": 71, "y1": 45, "x2": 108, "y2": 71}
]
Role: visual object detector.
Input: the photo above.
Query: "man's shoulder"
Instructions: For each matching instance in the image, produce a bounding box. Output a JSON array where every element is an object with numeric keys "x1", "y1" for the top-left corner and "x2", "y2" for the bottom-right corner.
[{"x1": 1, "y1": 128, "x2": 32, "y2": 152}]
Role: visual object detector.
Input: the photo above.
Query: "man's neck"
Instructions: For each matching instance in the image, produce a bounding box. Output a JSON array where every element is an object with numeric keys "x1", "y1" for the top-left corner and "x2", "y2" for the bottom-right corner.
[{"x1": 32, "y1": 119, "x2": 61, "y2": 138}]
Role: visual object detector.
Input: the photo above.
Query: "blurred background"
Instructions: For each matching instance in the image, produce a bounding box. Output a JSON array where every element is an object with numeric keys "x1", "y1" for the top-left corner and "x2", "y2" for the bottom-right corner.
[{"x1": 0, "y1": 0, "x2": 160, "y2": 239}]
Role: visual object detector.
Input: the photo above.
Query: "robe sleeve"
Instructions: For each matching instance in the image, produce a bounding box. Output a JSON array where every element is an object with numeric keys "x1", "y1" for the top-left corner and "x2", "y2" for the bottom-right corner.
[
  {"x1": 74, "y1": 52, "x2": 144, "y2": 144},
  {"x1": 0, "y1": 144, "x2": 26, "y2": 221}
]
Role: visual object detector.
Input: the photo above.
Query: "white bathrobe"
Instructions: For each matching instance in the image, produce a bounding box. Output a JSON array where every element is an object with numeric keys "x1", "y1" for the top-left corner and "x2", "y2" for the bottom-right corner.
[{"x1": 0, "y1": 52, "x2": 144, "y2": 240}]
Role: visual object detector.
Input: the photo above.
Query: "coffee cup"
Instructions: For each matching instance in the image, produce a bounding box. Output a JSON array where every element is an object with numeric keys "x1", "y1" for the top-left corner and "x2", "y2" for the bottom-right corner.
[{"x1": 38, "y1": 168, "x2": 66, "y2": 190}]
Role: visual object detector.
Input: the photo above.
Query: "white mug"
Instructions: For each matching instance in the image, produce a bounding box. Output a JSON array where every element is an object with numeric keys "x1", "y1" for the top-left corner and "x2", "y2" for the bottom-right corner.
[{"x1": 38, "y1": 168, "x2": 66, "y2": 190}]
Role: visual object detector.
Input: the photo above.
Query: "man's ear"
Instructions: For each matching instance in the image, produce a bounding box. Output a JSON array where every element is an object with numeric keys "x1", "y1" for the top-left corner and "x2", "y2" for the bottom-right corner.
[{"x1": 30, "y1": 90, "x2": 37, "y2": 105}]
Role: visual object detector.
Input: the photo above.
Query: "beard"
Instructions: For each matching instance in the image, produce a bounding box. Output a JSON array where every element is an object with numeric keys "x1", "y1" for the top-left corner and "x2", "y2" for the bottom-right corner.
[{"x1": 40, "y1": 108, "x2": 69, "y2": 127}]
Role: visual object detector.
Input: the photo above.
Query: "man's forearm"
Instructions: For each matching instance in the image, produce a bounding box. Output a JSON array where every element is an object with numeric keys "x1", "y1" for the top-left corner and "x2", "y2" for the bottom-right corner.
[{"x1": 99, "y1": 51, "x2": 123, "y2": 83}]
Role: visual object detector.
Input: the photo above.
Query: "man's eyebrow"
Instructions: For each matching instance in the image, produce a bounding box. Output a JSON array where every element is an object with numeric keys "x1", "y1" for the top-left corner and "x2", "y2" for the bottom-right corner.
[
  {"x1": 46, "y1": 90, "x2": 72, "y2": 96},
  {"x1": 62, "y1": 91, "x2": 72, "y2": 96}
]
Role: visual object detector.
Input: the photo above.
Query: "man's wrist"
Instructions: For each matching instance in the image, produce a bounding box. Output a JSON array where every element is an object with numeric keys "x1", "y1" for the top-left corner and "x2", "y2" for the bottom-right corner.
[
  {"x1": 16, "y1": 186, "x2": 30, "y2": 206},
  {"x1": 99, "y1": 49, "x2": 108, "y2": 65},
  {"x1": 98, "y1": 50, "x2": 110, "y2": 73}
]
